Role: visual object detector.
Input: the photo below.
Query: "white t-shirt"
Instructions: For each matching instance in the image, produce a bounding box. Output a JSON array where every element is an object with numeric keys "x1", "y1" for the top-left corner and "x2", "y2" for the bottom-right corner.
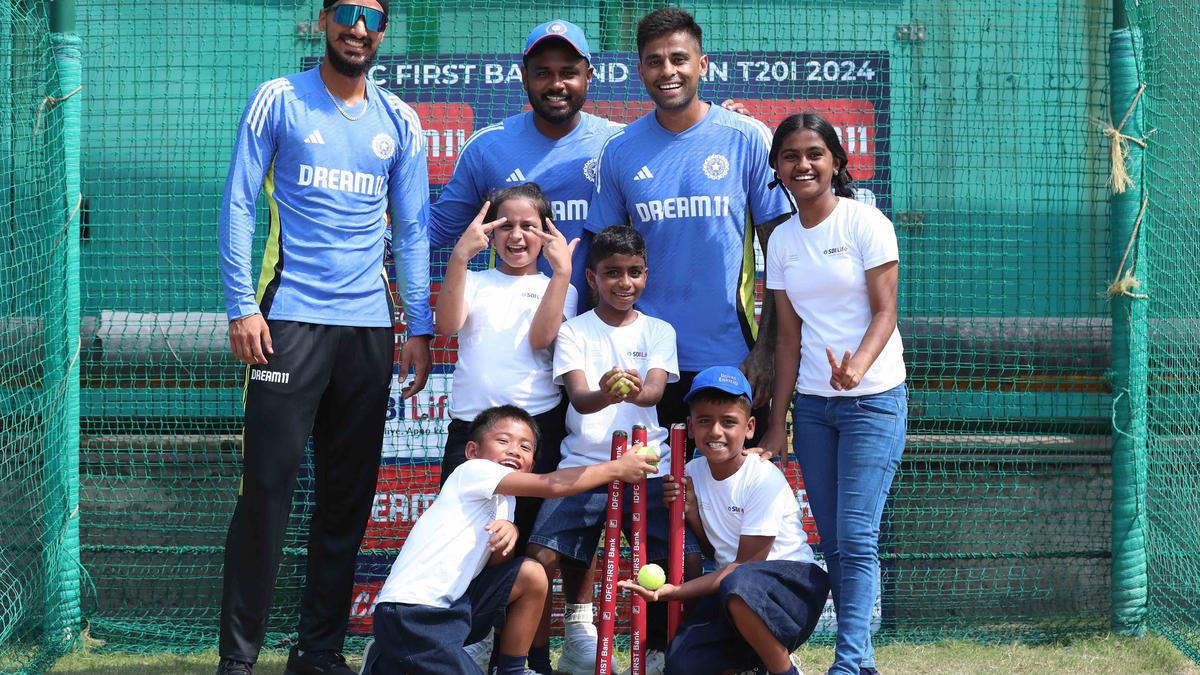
[
  {"x1": 553, "y1": 310, "x2": 679, "y2": 477},
  {"x1": 450, "y1": 268, "x2": 579, "y2": 419},
  {"x1": 375, "y1": 459, "x2": 514, "y2": 608},
  {"x1": 687, "y1": 454, "x2": 815, "y2": 568},
  {"x1": 765, "y1": 198, "x2": 906, "y2": 396}
]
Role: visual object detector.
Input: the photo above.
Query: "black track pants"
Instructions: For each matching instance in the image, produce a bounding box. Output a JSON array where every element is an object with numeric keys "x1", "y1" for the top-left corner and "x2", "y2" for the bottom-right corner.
[{"x1": 219, "y1": 321, "x2": 394, "y2": 662}]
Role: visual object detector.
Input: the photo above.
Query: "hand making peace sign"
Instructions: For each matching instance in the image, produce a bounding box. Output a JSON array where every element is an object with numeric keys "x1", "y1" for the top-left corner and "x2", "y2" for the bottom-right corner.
[
  {"x1": 450, "y1": 201, "x2": 508, "y2": 265},
  {"x1": 528, "y1": 218, "x2": 579, "y2": 277}
]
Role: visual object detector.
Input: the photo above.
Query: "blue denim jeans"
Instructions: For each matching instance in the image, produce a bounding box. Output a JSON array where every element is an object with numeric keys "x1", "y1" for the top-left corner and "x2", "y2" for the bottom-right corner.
[{"x1": 791, "y1": 383, "x2": 907, "y2": 675}]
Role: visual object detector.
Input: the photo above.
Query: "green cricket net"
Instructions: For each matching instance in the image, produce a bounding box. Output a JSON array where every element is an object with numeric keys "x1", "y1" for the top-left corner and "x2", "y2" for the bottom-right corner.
[
  {"x1": 1, "y1": 0, "x2": 1196, "y2": 670},
  {"x1": 1125, "y1": 0, "x2": 1200, "y2": 664},
  {"x1": 0, "y1": 2, "x2": 79, "y2": 674}
]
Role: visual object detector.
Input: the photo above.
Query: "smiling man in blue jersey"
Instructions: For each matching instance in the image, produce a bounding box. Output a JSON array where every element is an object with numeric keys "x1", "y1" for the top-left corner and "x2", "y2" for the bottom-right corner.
[
  {"x1": 215, "y1": 2, "x2": 432, "y2": 674},
  {"x1": 428, "y1": 19, "x2": 622, "y2": 314},
  {"x1": 586, "y1": 8, "x2": 792, "y2": 451}
]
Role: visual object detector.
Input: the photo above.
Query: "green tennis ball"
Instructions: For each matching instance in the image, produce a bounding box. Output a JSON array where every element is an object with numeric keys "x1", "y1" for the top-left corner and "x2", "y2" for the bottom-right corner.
[
  {"x1": 608, "y1": 377, "x2": 632, "y2": 396},
  {"x1": 637, "y1": 563, "x2": 666, "y2": 591},
  {"x1": 635, "y1": 444, "x2": 660, "y2": 472}
]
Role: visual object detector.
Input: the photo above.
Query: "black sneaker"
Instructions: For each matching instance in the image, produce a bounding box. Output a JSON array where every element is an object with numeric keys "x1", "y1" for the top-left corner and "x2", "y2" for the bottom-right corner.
[
  {"x1": 284, "y1": 648, "x2": 356, "y2": 675},
  {"x1": 860, "y1": 668, "x2": 881, "y2": 675},
  {"x1": 215, "y1": 657, "x2": 253, "y2": 675}
]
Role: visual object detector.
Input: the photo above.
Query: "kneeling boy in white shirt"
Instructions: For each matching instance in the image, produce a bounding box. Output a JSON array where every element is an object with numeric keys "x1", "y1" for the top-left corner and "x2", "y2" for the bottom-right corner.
[
  {"x1": 621, "y1": 367, "x2": 830, "y2": 675},
  {"x1": 364, "y1": 405, "x2": 655, "y2": 675}
]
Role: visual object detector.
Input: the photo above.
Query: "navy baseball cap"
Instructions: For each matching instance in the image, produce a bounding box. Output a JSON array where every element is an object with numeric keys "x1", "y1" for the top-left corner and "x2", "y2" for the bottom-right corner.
[
  {"x1": 683, "y1": 366, "x2": 753, "y2": 403},
  {"x1": 524, "y1": 19, "x2": 591, "y2": 63}
]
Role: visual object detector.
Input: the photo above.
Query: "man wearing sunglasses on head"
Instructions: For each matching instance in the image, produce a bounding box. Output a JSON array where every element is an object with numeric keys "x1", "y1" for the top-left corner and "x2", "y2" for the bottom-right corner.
[{"x1": 216, "y1": 2, "x2": 430, "y2": 674}]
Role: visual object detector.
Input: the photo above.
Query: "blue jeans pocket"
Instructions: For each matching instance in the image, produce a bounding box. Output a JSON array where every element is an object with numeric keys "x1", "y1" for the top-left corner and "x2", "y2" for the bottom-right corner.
[{"x1": 855, "y1": 394, "x2": 902, "y2": 417}]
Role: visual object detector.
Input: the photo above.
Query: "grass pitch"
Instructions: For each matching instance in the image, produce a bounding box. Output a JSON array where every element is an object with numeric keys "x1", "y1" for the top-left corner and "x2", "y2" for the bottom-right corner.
[{"x1": 46, "y1": 634, "x2": 1200, "y2": 674}]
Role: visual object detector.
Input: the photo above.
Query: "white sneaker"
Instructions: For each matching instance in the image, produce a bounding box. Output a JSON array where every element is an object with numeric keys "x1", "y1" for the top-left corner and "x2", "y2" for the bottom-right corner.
[
  {"x1": 464, "y1": 628, "x2": 494, "y2": 672},
  {"x1": 619, "y1": 648, "x2": 664, "y2": 675},
  {"x1": 556, "y1": 621, "x2": 598, "y2": 675}
]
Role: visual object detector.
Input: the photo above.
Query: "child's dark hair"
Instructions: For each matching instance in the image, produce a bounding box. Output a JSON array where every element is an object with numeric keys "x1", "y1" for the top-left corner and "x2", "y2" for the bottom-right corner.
[
  {"x1": 768, "y1": 113, "x2": 855, "y2": 199},
  {"x1": 687, "y1": 388, "x2": 753, "y2": 415},
  {"x1": 636, "y1": 7, "x2": 703, "y2": 56},
  {"x1": 586, "y1": 225, "x2": 646, "y2": 270},
  {"x1": 483, "y1": 182, "x2": 553, "y2": 227},
  {"x1": 467, "y1": 405, "x2": 541, "y2": 453}
]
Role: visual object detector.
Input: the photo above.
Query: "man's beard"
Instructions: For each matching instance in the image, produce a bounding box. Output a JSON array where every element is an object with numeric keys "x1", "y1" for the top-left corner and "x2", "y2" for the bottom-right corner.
[
  {"x1": 326, "y1": 40, "x2": 375, "y2": 78},
  {"x1": 527, "y1": 90, "x2": 585, "y2": 125}
]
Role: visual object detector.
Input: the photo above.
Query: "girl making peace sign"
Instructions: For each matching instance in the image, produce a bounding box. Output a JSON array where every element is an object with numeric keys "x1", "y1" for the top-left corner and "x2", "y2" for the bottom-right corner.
[
  {"x1": 436, "y1": 183, "x2": 580, "y2": 551},
  {"x1": 761, "y1": 114, "x2": 907, "y2": 675}
]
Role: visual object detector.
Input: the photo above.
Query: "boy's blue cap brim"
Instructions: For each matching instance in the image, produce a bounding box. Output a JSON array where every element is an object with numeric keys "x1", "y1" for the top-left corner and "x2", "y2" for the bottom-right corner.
[
  {"x1": 684, "y1": 366, "x2": 753, "y2": 403},
  {"x1": 523, "y1": 19, "x2": 592, "y2": 63}
]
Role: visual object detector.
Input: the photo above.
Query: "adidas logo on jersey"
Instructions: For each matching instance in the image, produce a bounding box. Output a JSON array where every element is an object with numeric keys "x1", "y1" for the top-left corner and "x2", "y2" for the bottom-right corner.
[
  {"x1": 304, "y1": 129, "x2": 326, "y2": 144},
  {"x1": 505, "y1": 168, "x2": 527, "y2": 183},
  {"x1": 632, "y1": 166, "x2": 654, "y2": 181}
]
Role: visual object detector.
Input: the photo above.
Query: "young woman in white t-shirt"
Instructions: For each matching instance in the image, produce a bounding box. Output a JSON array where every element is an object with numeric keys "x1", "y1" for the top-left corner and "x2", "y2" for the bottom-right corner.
[
  {"x1": 435, "y1": 183, "x2": 579, "y2": 547},
  {"x1": 760, "y1": 113, "x2": 907, "y2": 675}
]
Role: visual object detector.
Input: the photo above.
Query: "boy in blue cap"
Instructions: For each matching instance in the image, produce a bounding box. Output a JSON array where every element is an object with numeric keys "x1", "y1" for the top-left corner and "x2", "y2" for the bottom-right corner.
[{"x1": 621, "y1": 366, "x2": 829, "y2": 675}]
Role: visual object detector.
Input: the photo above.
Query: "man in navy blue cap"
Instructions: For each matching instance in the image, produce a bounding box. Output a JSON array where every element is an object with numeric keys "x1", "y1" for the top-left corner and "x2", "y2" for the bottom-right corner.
[{"x1": 429, "y1": 18, "x2": 620, "y2": 315}]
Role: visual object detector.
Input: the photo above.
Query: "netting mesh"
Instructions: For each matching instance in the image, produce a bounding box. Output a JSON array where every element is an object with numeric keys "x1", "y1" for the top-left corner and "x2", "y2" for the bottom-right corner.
[
  {"x1": 0, "y1": 2, "x2": 76, "y2": 674},
  {"x1": 0, "y1": 0, "x2": 1194, "y2": 668},
  {"x1": 1126, "y1": 0, "x2": 1200, "y2": 664}
]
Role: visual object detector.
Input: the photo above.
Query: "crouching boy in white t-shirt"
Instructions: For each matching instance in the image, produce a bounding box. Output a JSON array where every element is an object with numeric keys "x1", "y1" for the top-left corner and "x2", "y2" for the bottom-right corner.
[
  {"x1": 363, "y1": 405, "x2": 655, "y2": 675},
  {"x1": 620, "y1": 367, "x2": 830, "y2": 675}
]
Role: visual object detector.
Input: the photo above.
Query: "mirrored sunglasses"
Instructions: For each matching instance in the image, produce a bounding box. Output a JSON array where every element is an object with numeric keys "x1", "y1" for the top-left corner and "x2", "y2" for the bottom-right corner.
[{"x1": 329, "y1": 4, "x2": 388, "y2": 32}]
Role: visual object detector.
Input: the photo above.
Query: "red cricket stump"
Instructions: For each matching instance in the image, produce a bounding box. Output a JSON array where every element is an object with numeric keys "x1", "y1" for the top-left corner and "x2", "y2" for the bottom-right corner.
[
  {"x1": 667, "y1": 423, "x2": 687, "y2": 640},
  {"x1": 629, "y1": 425, "x2": 649, "y2": 675},
  {"x1": 596, "y1": 430, "x2": 626, "y2": 675}
]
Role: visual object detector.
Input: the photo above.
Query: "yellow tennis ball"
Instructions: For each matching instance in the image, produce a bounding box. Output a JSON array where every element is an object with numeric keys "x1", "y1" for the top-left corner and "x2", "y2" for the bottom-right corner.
[
  {"x1": 637, "y1": 563, "x2": 666, "y2": 591},
  {"x1": 634, "y1": 444, "x2": 660, "y2": 472},
  {"x1": 609, "y1": 376, "x2": 632, "y2": 396}
]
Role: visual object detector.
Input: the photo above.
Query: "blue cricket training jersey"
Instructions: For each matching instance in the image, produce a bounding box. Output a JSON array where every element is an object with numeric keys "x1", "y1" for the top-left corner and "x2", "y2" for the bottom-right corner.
[
  {"x1": 585, "y1": 104, "x2": 791, "y2": 372},
  {"x1": 219, "y1": 65, "x2": 433, "y2": 335},
  {"x1": 429, "y1": 111, "x2": 622, "y2": 310}
]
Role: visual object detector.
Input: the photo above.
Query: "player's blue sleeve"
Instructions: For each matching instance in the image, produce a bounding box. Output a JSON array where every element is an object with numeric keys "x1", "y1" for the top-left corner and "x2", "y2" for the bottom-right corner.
[
  {"x1": 218, "y1": 80, "x2": 284, "y2": 321},
  {"x1": 428, "y1": 136, "x2": 489, "y2": 248},
  {"x1": 584, "y1": 136, "x2": 629, "y2": 234},
  {"x1": 746, "y1": 122, "x2": 792, "y2": 224},
  {"x1": 389, "y1": 111, "x2": 434, "y2": 337}
]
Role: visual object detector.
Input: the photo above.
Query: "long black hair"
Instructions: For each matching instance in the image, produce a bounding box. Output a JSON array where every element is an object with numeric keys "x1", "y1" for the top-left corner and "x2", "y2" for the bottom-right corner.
[{"x1": 768, "y1": 113, "x2": 855, "y2": 199}]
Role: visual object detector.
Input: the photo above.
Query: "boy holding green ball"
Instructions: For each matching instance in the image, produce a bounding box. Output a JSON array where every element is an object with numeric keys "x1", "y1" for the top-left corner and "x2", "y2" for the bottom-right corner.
[
  {"x1": 620, "y1": 366, "x2": 830, "y2": 675},
  {"x1": 526, "y1": 225, "x2": 697, "y2": 674}
]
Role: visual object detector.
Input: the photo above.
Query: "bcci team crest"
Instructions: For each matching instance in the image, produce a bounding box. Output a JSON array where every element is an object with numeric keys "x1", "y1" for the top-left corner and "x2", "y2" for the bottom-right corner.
[
  {"x1": 702, "y1": 153, "x2": 730, "y2": 180},
  {"x1": 548, "y1": 22, "x2": 567, "y2": 34},
  {"x1": 583, "y1": 158, "x2": 598, "y2": 183},
  {"x1": 372, "y1": 133, "x2": 396, "y2": 160}
]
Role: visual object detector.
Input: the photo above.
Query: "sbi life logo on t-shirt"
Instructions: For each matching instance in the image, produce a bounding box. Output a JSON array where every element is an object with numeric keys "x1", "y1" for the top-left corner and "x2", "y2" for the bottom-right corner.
[{"x1": 823, "y1": 245, "x2": 850, "y2": 256}]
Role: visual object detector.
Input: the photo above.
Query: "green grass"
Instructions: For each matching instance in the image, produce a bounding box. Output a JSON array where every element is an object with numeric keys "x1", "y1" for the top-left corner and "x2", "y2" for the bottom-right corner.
[{"x1": 46, "y1": 635, "x2": 1200, "y2": 675}]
